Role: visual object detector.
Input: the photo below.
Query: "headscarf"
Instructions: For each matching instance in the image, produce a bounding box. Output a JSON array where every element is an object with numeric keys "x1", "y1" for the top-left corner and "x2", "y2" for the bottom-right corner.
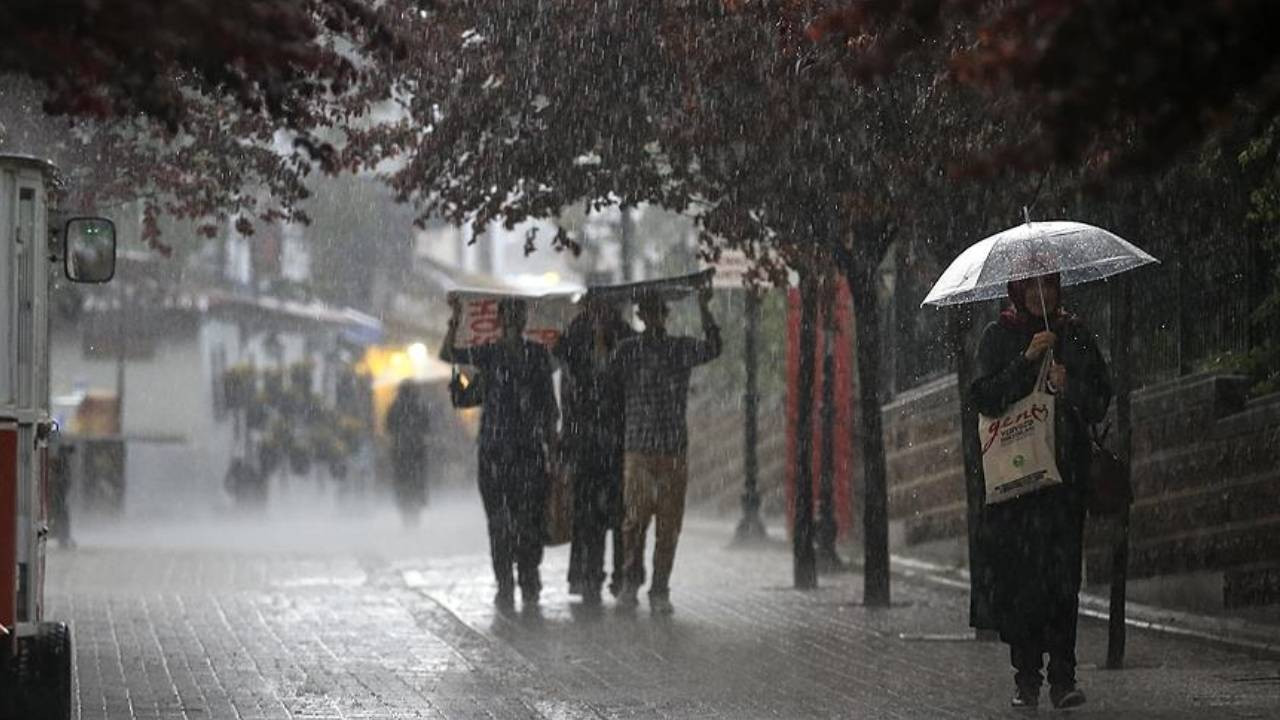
[{"x1": 998, "y1": 273, "x2": 1074, "y2": 333}]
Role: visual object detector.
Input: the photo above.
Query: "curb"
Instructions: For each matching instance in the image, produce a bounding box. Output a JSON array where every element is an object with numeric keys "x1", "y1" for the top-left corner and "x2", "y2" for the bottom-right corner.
[{"x1": 890, "y1": 554, "x2": 1280, "y2": 660}]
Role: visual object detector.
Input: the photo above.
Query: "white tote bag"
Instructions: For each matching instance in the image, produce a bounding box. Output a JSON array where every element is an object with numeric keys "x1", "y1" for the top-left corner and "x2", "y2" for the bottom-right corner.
[{"x1": 979, "y1": 357, "x2": 1062, "y2": 505}]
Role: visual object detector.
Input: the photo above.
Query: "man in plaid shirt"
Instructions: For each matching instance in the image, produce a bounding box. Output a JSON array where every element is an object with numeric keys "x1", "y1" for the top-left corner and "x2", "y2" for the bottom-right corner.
[{"x1": 611, "y1": 286, "x2": 721, "y2": 614}]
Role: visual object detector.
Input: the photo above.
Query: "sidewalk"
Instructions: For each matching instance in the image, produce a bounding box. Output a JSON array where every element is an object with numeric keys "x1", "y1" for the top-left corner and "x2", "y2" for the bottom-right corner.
[
  {"x1": 45, "y1": 506, "x2": 1280, "y2": 719},
  {"x1": 687, "y1": 514, "x2": 1280, "y2": 658},
  {"x1": 401, "y1": 519, "x2": 1279, "y2": 719}
]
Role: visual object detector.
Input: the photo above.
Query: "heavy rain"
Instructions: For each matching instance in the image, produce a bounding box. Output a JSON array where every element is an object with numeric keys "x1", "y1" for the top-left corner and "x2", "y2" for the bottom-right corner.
[{"x1": 1, "y1": 2, "x2": 1279, "y2": 719}]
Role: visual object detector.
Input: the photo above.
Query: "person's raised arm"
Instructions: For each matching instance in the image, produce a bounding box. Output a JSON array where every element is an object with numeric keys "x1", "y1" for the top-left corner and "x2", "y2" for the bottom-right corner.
[
  {"x1": 439, "y1": 296, "x2": 479, "y2": 365},
  {"x1": 685, "y1": 285, "x2": 722, "y2": 366}
]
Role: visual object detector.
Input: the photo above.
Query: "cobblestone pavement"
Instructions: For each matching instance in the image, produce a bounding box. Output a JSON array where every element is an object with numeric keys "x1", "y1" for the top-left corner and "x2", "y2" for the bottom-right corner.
[{"x1": 45, "y1": 497, "x2": 1280, "y2": 720}]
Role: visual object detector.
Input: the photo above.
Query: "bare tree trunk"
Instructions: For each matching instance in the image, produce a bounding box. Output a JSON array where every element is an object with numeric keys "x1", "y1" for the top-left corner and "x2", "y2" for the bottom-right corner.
[
  {"x1": 793, "y1": 272, "x2": 819, "y2": 589},
  {"x1": 847, "y1": 263, "x2": 890, "y2": 607}
]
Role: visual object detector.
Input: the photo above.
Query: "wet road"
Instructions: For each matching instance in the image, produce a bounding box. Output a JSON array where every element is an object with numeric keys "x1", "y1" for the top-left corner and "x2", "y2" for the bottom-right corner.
[{"x1": 46, "y1": 494, "x2": 1280, "y2": 719}]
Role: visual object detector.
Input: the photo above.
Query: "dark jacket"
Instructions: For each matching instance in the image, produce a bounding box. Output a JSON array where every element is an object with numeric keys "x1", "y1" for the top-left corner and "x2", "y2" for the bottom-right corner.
[
  {"x1": 449, "y1": 338, "x2": 559, "y2": 458},
  {"x1": 969, "y1": 315, "x2": 1112, "y2": 640},
  {"x1": 554, "y1": 313, "x2": 633, "y2": 461}
]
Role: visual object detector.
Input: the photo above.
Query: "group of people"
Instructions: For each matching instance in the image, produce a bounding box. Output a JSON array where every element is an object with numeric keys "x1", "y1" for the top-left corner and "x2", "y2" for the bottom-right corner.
[
  {"x1": 420, "y1": 271, "x2": 1107, "y2": 710},
  {"x1": 438, "y1": 286, "x2": 721, "y2": 615}
]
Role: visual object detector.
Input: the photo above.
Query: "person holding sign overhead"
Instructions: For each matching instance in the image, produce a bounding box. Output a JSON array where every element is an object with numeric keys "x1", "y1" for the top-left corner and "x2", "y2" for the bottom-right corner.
[
  {"x1": 441, "y1": 296, "x2": 560, "y2": 611},
  {"x1": 612, "y1": 283, "x2": 721, "y2": 615}
]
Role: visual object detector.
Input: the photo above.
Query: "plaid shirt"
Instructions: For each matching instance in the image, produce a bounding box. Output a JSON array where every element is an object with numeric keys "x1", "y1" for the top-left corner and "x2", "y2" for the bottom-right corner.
[{"x1": 612, "y1": 327, "x2": 721, "y2": 454}]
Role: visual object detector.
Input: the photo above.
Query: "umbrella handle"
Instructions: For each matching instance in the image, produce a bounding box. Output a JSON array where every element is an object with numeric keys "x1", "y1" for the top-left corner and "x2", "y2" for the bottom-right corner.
[{"x1": 1036, "y1": 275, "x2": 1052, "y2": 334}]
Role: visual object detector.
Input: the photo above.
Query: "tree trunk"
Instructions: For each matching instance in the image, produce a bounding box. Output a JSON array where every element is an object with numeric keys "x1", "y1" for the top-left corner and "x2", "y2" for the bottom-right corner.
[
  {"x1": 793, "y1": 273, "x2": 819, "y2": 589},
  {"x1": 847, "y1": 263, "x2": 890, "y2": 607}
]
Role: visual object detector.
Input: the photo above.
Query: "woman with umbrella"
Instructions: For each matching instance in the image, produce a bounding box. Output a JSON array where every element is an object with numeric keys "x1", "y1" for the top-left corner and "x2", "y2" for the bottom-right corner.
[
  {"x1": 926, "y1": 219, "x2": 1154, "y2": 710},
  {"x1": 971, "y1": 272, "x2": 1111, "y2": 709}
]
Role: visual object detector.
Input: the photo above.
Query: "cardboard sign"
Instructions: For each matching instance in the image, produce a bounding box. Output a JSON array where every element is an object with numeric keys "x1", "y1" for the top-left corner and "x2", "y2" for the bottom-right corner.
[
  {"x1": 584, "y1": 269, "x2": 715, "y2": 303},
  {"x1": 447, "y1": 290, "x2": 579, "y2": 349}
]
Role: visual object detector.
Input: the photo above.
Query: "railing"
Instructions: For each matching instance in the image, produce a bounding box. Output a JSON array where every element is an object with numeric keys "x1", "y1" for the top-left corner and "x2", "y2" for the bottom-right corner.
[{"x1": 882, "y1": 221, "x2": 1271, "y2": 398}]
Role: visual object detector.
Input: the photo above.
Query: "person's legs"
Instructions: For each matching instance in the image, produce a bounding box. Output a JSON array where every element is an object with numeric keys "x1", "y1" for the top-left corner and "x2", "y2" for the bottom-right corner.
[
  {"x1": 567, "y1": 534, "x2": 586, "y2": 594},
  {"x1": 514, "y1": 466, "x2": 546, "y2": 603},
  {"x1": 1010, "y1": 639, "x2": 1045, "y2": 691},
  {"x1": 620, "y1": 453, "x2": 657, "y2": 603},
  {"x1": 583, "y1": 489, "x2": 606, "y2": 591},
  {"x1": 571, "y1": 458, "x2": 608, "y2": 594},
  {"x1": 1008, "y1": 634, "x2": 1045, "y2": 707},
  {"x1": 649, "y1": 454, "x2": 688, "y2": 604},
  {"x1": 478, "y1": 458, "x2": 514, "y2": 603},
  {"x1": 1046, "y1": 598, "x2": 1086, "y2": 707}
]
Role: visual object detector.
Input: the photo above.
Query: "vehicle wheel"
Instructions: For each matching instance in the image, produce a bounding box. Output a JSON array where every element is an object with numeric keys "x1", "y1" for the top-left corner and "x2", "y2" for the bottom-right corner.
[{"x1": 15, "y1": 623, "x2": 72, "y2": 720}]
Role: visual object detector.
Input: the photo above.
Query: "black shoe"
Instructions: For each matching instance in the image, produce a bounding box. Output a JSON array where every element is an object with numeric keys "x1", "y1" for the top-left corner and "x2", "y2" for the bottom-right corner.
[
  {"x1": 494, "y1": 589, "x2": 515, "y2": 612},
  {"x1": 649, "y1": 594, "x2": 674, "y2": 616},
  {"x1": 521, "y1": 587, "x2": 541, "y2": 607},
  {"x1": 582, "y1": 585, "x2": 603, "y2": 607},
  {"x1": 1011, "y1": 685, "x2": 1040, "y2": 709},
  {"x1": 616, "y1": 585, "x2": 639, "y2": 609},
  {"x1": 1050, "y1": 685, "x2": 1086, "y2": 709}
]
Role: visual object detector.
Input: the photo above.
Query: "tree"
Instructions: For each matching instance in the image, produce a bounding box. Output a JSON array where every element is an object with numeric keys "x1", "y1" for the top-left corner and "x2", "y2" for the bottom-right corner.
[
  {"x1": 347, "y1": 1, "x2": 1020, "y2": 605},
  {"x1": 0, "y1": 0, "x2": 415, "y2": 247},
  {"x1": 809, "y1": 0, "x2": 1280, "y2": 174}
]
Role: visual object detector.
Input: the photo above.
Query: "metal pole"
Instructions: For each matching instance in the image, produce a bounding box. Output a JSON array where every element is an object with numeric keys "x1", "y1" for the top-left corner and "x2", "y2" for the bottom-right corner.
[
  {"x1": 1107, "y1": 274, "x2": 1133, "y2": 669},
  {"x1": 734, "y1": 288, "x2": 767, "y2": 543},
  {"x1": 114, "y1": 276, "x2": 126, "y2": 428},
  {"x1": 817, "y1": 323, "x2": 844, "y2": 571},
  {"x1": 793, "y1": 274, "x2": 819, "y2": 589}
]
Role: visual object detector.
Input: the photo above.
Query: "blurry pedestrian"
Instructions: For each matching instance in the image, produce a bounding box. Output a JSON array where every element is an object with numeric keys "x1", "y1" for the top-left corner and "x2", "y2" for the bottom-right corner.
[
  {"x1": 386, "y1": 380, "x2": 431, "y2": 526},
  {"x1": 49, "y1": 441, "x2": 75, "y2": 548},
  {"x1": 554, "y1": 296, "x2": 636, "y2": 605},
  {"x1": 441, "y1": 297, "x2": 559, "y2": 610},
  {"x1": 612, "y1": 286, "x2": 721, "y2": 614},
  {"x1": 971, "y1": 273, "x2": 1111, "y2": 710}
]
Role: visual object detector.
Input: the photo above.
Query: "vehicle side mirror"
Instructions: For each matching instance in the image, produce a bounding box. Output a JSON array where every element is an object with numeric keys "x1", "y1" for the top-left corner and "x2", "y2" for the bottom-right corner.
[{"x1": 64, "y1": 217, "x2": 116, "y2": 283}]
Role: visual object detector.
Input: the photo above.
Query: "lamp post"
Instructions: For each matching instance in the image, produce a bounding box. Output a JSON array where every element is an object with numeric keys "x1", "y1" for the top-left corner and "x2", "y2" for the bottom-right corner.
[
  {"x1": 816, "y1": 323, "x2": 845, "y2": 571},
  {"x1": 734, "y1": 288, "x2": 767, "y2": 543}
]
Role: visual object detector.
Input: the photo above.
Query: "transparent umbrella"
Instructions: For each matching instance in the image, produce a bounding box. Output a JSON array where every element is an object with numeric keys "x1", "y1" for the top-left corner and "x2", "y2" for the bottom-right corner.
[{"x1": 921, "y1": 220, "x2": 1159, "y2": 308}]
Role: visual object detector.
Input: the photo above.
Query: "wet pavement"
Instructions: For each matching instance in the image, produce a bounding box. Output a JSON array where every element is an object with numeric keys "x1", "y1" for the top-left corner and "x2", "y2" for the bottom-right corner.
[{"x1": 46, "y1": 495, "x2": 1280, "y2": 719}]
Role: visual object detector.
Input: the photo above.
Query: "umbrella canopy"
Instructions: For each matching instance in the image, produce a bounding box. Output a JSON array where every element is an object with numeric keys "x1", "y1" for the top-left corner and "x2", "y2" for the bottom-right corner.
[{"x1": 921, "y1": 221, "x2": 1159, "y2": 307}]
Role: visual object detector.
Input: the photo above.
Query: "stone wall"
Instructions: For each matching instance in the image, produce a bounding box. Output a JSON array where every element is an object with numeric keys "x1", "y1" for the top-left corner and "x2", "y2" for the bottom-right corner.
[
  {"x1": 881, "y1": 371, "x2": 1280, "y2": 607},
  {"x1": 1086, "y1": 375, "x2": 1280, "y2": 596},
  {"x1": 881, "y1": 375, "x2": 968, "y2": 546}
]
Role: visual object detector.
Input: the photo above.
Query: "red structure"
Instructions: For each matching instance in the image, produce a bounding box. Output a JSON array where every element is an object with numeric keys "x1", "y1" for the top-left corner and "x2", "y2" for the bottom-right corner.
[{"x1": 785, "y1": 277, "x2": 859, "y2": 539}]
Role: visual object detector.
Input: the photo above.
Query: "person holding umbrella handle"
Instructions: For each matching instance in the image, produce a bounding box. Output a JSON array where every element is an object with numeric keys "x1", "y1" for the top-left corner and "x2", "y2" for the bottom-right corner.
[{"x1": 971, "y1": 272, "x2": 1112, "y2": 710}]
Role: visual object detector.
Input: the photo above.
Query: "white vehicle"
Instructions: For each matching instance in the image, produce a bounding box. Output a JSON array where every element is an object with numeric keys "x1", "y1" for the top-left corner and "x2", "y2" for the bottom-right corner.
[{"x1": 1, "y1": 154, "x2": 115, "y2": 720}]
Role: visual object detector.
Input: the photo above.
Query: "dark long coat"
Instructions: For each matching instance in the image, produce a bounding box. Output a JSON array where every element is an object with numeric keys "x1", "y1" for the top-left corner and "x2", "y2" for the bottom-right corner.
[
  {"x1": 970, "y1": 315, "x2": 1112, "y2": 642},
  {"x1": 554, "y1": 313, "x2": 634, "y2": 529}
]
